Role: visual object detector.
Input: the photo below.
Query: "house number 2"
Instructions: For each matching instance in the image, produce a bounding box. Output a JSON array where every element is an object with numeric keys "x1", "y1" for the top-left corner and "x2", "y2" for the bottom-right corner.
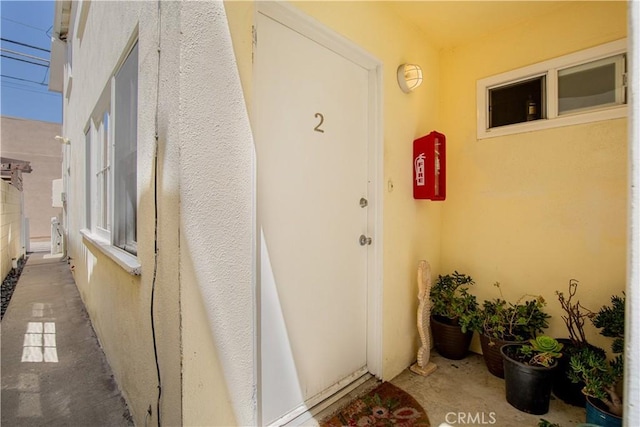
[{"x1": 314, "y1": 113, "x2": 325, "y2": 133}]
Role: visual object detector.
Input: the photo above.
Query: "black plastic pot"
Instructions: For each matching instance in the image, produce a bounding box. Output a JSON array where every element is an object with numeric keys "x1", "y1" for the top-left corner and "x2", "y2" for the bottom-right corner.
[
  {"x1": 431, "y1": 315, "x2": 473, "y2": 360},
  {"x1": 552, "y1": 338, "x2": 586, "y2": 407},
  {"x1": 479, "y1": 334, "x2": 518, "y2": 378},
  {"x1": 585, "y1": 396, "x2": 622, "y2": 427},
  {"x1": 501, "y1": 344, "x2": 558, "y2": 415}
]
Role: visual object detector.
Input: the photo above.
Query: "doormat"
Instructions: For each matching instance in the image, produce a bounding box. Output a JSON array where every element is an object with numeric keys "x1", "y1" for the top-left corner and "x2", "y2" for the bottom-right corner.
[{"x1": 320, "y1": 382, "x2": 430, "y2": 427}]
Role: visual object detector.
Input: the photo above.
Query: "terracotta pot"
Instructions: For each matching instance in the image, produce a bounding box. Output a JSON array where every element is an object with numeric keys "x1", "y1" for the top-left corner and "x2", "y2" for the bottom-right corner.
[
  {"x1": 479, "y1": 333, "x2": 520, "y2": 378},
  {"x1": 430, "y1": 315, "x2": 473, "y2": 360}
]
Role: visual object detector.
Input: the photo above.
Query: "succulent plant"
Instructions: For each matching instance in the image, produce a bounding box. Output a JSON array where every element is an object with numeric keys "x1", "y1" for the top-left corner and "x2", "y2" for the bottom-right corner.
[
  {"x1": 569, "y1": 294, "x2": 625, "y2": 417},
  {"x1": 507, "y1": 336, "x2": 563, "y2": 368},
  {"x1": 530, "y1": 336, "x2": 563, "y2": 356},
  {"x1": 474, "y1": 282, "x2": 550, "y2": 341}
]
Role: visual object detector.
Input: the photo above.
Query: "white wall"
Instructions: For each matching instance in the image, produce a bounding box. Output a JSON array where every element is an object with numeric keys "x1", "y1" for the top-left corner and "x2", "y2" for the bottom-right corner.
[
  {"x1": 179, "y1": 2, "x2": 255, "y2": 425},
  {"x1": 626, "y1": 2, "x2": 640, "y2": 425}
]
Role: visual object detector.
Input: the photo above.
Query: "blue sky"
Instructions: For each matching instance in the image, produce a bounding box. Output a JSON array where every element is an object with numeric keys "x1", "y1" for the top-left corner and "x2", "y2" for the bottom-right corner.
[{"x1": 1, "y1": 0, "x2": 61, "y2": 123}]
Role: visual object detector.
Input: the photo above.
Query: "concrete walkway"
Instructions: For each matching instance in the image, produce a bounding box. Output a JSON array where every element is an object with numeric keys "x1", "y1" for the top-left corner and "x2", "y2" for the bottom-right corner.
[{"x1": 1, "y1": 253, "x2": 133, "y2": 426}]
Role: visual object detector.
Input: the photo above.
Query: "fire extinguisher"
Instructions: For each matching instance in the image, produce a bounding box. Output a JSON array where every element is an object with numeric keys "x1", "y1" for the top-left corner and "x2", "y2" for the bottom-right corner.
[{"x1": 413, "y1": 131, "x2": 446, "y2": 201}]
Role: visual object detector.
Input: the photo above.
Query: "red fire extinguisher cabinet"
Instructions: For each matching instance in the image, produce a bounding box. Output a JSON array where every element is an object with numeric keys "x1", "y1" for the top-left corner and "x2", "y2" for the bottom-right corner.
[{"x1": 413, "y1": 131, "x2": 446, "y2": 200}]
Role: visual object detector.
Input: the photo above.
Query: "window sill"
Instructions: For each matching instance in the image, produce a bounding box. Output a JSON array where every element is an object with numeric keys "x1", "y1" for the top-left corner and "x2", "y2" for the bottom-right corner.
[
  {"x1": 80, "y1": 229, "x2": 141, "y2": 276},
  {"x1": 478, "y1": 105, "x2": 627, "y2": 140}
]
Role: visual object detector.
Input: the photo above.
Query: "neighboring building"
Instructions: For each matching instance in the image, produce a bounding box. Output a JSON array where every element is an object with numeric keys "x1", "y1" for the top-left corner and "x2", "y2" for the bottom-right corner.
[
  {"x1": 49, "y1": 1, "x2": 635, "y2": 426},
  {"x1": 1, "y1": 116, "x2": 62, "y2": 246}
]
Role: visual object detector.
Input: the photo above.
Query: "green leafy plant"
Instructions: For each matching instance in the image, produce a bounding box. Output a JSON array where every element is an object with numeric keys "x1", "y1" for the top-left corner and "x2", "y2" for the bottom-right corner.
[
  {"x1": 505, "y1": 336, "x2": 563, "y2": 367},
  {"x1": 475, "y1": 282, "x2": 550, "y2": 341},
  {"x1": 429, "y1": 271, "x2": 479, "y2": 333},
  {"x1": 569, "y1": 294, "x2": 625, "y2": 417},
  {"x1": 538, "y1": 420, "x2": 561, "y2": 427}
]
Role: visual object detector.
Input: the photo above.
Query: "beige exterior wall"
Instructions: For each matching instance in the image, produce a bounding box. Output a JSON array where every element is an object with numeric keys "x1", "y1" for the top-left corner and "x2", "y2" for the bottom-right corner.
[
  {"x1": 0, "y1": 180, "x2": 24, "y2": 280},
  {"x1": 1, "y1": 116, "x2": 62, "y2": 240},
  {"x1": 59, "y1": 2, "x2": 181, "y2": 426},
  {"x1": 439, "y1": 1, "x2": 628, "y2": 353}
]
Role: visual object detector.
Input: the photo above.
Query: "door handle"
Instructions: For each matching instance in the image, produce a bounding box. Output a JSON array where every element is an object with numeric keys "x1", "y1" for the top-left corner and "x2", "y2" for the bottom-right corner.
[{"x1": 359, "y1": 234, "x2": 372, "y2": 246}]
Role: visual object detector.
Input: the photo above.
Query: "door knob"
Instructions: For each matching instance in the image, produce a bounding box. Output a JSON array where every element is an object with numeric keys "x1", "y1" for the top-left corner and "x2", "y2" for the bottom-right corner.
[
  {"x1": 359, "y1": 234, "x2": 372, "y2": 246},
  {"x1": 360, "y1": 198, "x2": 368, "y2": 208}
]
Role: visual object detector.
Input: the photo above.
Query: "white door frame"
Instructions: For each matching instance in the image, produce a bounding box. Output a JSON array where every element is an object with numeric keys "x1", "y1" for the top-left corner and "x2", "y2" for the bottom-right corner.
[{"x1": 253, "y1": 1, "x2": 384, "y2": 424}]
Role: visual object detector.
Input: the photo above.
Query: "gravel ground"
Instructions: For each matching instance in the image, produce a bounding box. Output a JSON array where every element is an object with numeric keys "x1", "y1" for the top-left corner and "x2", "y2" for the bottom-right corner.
[{"x1": 1, "y1": 256, "x2": 27, "y2": 320}]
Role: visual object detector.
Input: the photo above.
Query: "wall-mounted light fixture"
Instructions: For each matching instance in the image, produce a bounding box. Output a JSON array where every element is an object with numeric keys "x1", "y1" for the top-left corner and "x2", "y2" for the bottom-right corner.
[
  {"x1": 55, "y1": 136, "x2": 70, "y2": 144},
  {"x1": 397, "y1": 64, "x2": 423, "y2": 93}
]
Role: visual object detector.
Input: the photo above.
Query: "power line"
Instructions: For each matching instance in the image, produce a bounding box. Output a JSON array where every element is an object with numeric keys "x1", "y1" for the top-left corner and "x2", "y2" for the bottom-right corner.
[
  {"x1": 1, "y1": 74, "x2": 48, "y2": 86},
  {"x1": 1, "y1": 17, "x2": 49, "y2": 33},
  {"x1": 1, "y1": 54, "x2": 49, "y2": 68},
  {"x1": 0, "y1": 37, "x2": 50, "y2": 53},
  {"x1": 1, "y1": 48, "x2": 50, "y2": 63},
  {"x1": 2, "y1": 83, "x2": 59, "y2": 98}
]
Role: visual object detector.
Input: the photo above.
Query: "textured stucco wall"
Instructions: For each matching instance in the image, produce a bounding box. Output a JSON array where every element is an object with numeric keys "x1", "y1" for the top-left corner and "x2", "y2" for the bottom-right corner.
[
  {"x1": 439, "y1": 1, "x2": 628, "y2": 353},
  {"x1": 625, "y1": 1, "x2": 639, "y2": 424},
  {"x1": 59, "y1": 1, "x2": 182, "y2": 425},
  {"x1": 179, "y1": 2, "x2": 255, "y2": 425},
  {"x1": 0, "y1": 181, "x2": 23, "y2": 280},
  {"x1": 1, "y1": 116, "x2": 62, "y2": 240}
]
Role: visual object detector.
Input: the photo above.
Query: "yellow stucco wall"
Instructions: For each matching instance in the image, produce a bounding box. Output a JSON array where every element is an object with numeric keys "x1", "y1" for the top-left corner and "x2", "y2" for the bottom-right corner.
[
  {"x1": 439, "y1": 1, "x2": 628, "y2": 353},
  {"x1": 225, "y1": 0, "x2": 443, "y2": 382}
]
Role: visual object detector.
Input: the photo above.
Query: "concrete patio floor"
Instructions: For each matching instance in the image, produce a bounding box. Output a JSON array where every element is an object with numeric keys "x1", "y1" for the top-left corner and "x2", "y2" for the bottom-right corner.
[
  {"x1": 391, "y1": 352, "x2": 586, "y2": 427},
  {"x1": 310, "y1": 352, "x2": 586, "y2": 427}
]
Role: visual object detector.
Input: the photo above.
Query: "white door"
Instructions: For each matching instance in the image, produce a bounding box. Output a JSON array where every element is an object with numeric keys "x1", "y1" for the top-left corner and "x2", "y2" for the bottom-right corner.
[{"x1": 256, "y1": 11, "x2": 372, "y2": 425}]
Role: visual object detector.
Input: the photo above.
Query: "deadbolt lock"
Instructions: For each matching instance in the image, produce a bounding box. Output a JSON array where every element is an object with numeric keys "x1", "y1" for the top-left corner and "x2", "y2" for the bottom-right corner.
[{"x1": 359, "y1": 234, "x2": 372, "y2": 246}]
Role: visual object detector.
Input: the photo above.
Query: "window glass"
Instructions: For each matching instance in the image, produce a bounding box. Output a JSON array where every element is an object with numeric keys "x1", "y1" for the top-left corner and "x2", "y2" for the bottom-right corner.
[
  {"x1": 489, "y1": 76, "x2": 545, "y2": 128},
  {"x1": 558, "y1": 54, "x2": 626, "y2": 115},
  {"x1": 113, "y1": 42, "x2": 138, "y2": 254}
]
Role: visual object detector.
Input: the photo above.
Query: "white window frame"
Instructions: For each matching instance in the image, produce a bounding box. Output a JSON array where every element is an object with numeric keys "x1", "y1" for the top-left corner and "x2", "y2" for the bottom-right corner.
[
  {"x1": 477, "y1": 39, "x2": 627, "y2": 139},
  {"x1": 112, "y1": 42, "x2": 138, "y2": 255},
  {"x1": 85, "y1": 91, "x2": 112, "y2": 243},
  {"x1": 82, "y1": 40, "x2": 139, "y2": 273}
]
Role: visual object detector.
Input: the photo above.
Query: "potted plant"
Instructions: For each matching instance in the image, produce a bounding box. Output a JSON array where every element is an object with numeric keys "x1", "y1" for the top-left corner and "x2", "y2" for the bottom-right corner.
[
  {"x1": 569, "y1": 294, "x2": 624, "y2": 427},
  {"x1": 474, "y1": 282, "x2": 550, "y2": 378},
  {"x1": 501, "y1": 336, "x2": 563, "y2": 415},
  {"x1": 429, "y1": 271, "x2": 479, "y2": 360},
  {"x1": 553, "y1": 279, "x2": 594, "y2": 406}
]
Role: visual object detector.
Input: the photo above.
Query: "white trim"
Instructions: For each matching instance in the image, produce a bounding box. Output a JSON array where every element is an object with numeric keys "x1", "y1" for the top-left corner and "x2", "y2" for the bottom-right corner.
[
  {"x1": 478, "y1": 39, "x2": 627, "y2": 139},
  {"x1": 80, "y1": 229, "x2": 141, "y2": 275},
  {"x1": 269, "y1": 368, "x2": 369, "y2": 427},
  {"x1": 625, "y1": 2, "x2": 639, "y2": 425},
  {"x1": 254, "y1": 1, "x2": 384, "y2": 424},
  {"x1": 367, "y1": 62, "x2": 384, "y2": 379},
  {"x1": 256, "y1": 2, "x2": 380, "y2": 70}
]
